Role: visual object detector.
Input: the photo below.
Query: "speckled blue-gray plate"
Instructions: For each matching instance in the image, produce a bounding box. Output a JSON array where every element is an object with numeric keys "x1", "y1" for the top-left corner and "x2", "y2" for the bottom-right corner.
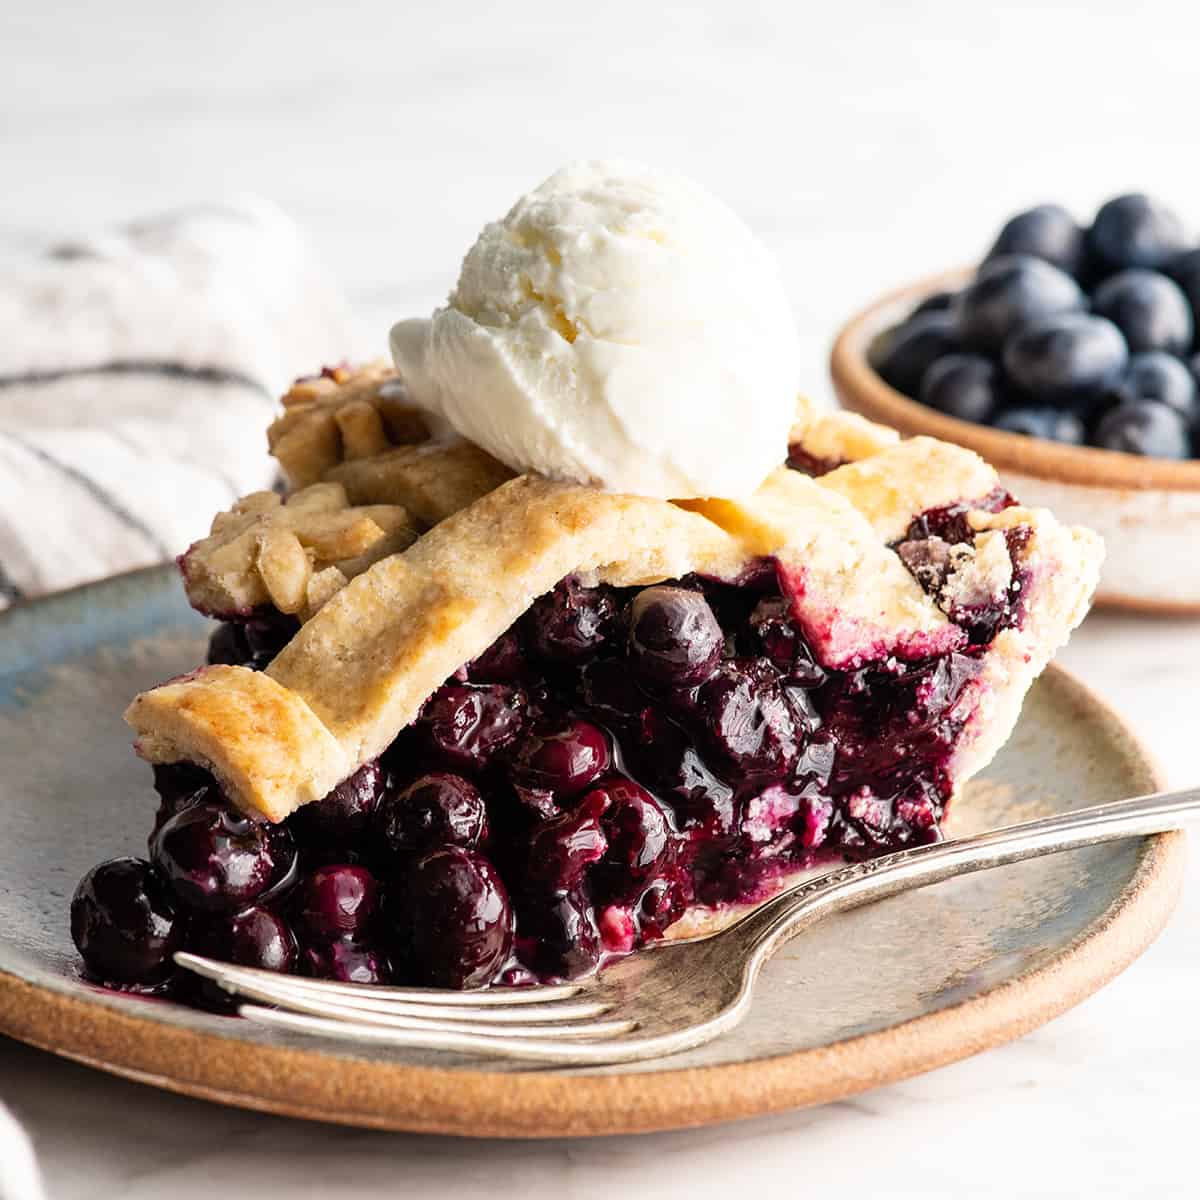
[{"x1": 0, "y1": 567, "x2": 1186, "y2": 1137}]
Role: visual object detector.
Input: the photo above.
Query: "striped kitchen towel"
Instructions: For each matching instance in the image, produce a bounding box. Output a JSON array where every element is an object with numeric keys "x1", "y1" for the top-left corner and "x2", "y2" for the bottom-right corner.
[{"x1": 0, "y1": 198, "x2": 358, "y2": 608}]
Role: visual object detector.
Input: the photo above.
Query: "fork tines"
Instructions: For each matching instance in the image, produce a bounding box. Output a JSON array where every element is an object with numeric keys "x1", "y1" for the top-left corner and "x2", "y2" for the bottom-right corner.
[{"x1": 173, "y1": 952, "x2": 636, "y2": 1055}]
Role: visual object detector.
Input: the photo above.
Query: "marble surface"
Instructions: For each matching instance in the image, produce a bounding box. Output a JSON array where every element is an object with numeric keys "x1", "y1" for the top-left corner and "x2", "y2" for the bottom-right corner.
[{"x1": 2, "y1": 1, "x2": 1200, "y2": 1196}]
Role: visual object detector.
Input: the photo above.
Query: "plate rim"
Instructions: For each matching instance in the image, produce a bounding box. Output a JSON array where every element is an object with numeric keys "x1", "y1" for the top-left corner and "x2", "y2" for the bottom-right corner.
[{"x1": 0, "y1": 625, "x2": 1186, "y2": 1136}]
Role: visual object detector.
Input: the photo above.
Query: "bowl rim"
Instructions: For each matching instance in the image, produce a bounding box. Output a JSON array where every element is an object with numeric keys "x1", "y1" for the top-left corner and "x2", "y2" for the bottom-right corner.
[{"x1": 829, "y1": 267, "x2": 1200, "y2": 492}]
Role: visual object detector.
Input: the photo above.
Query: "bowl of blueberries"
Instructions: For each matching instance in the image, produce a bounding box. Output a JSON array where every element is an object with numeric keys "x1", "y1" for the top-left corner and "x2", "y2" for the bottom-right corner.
[{"x1": 830, "y1": 193, "x2": 1200, "y2": 613}]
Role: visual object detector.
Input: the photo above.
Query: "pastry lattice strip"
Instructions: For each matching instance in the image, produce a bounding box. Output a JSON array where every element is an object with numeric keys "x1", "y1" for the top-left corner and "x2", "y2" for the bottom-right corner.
[
  {"x1": 130, "y1": 369, "x2": 1102, "y2": 822},
  {"x1": 267, "y1": 362, "x2": 432, "y2": 489},
  {"x1": 130, "y1": 485, "x2": 1099, "y2": 821},
  {"x1": 129, "y1": 464, "x2": 987, "y2": 820},
  {"x1": 179, "y1": 481, "x2": 418, "y2": 621}
]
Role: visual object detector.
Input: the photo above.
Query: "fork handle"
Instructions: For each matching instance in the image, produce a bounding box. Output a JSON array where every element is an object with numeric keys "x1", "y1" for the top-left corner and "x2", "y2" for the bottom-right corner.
[{"x1": 737, "y1": 786, "x2": 1198, "y2": 967}]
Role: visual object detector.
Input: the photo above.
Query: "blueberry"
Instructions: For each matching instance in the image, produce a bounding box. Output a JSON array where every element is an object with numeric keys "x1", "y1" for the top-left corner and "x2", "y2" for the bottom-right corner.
[
  {"x1": 635, "y1": 871, "x2": 689, "y2": 939},
  {"x1": 869, "y1": 310, "x2": 959, "y2": 396},
  {"x1": 70, "y1": 858, "x2": 182, "y2": 987},
  {"x1": 909, "y1": 290, "x2": 957, "y2": 317},
  {"x1": 984, "y1": 204, "x2": 1085, "y2": 277},
  {"x1": 1114, "y1": 352, "x2": 1198, "y2": 427},
  {"x1": 227, "y1": 906, "x2": 298, "y2": 973},
  {"x1": 590, "y1": 779, "x2": 672, "y2": 900},
  {"x1": 579, "y1": 657, "x2": 650, "y2": 729},
  {"x1": 524, "y1": 577, "x2": 618, "y2": 665},
  {"x1": 525, "y1": 790, "x2": 609, "y2": 889},
  {"x1": 514, "y1": 887, "x2": 601, "y2": 979},
  {"x1": 177, "y1": 903, "x2": 302, "y2": 1011},
  {"x1": 288, "y1": 761, "x2": 384, "y2": 847},
  {"x1": 1002, "y1": 313, "x2": 1128, "y2": 400},
  {"x1": 747, "y1": 596, "x2": 826, "y2": 687},
  {"x1": 955, "y1": 255, "x2": 1084, "y2": 353},
  {"x1": 187, "y1": 903, "x2": 299, "y2": 993},
  {"x1": 510, "y1": 718, "x2": 610, "y2": 797},
  {"x1": 1093, "y1": 400, "x2": 1192, "y2": 458},
  {"x1": 150, "y1": 801, "x2": 297, "y2": 914},
  {"x1": 1088, "y1": 193, "x2": 1190, "y2": 275},
  {"x1": 206, "y1": 622, "x2": 249, "y2": 667},
  {"x1": 242, "y1": 613, "x2": 300, "y2": 663},
  {"x1": 631, "y1": 710, "x2": 735, "y2": 839},
  {"x1": 302, "y1": 937, "x2": 391, "y2": 984},
  {"x1": 1091, "y1": 269, "x2": 1193, "y2": 355},
  {"x1": 297, "y1": 865, "x2": 378, "y2": 942},
  {"x1": 394, "y1": 847, "x2": 514, "y2": 988},
  {"x1": 150, "y1": 762, "x2": 219, "y2": 838},
  {"x1": 207, "y1": 613, "x2": 299, "y2": 670},
  {"x1": 695, "y1": 658, "x2": 800, "y2": 778},
  {"x1": 375, "y1": 772, "x2": 488, "y2": 862},
  {"x1": 461, "y1": 627, "x2": 525, "y2": 683},
  {"x1": 488, "y1": 779, "x2": 561, "y2": 832},
  {"x1": 992, "y1": 405, "x2": 1085, "y2": 444},
  {"x1": 1169, "y1": 248, "x2": 1200, "y2": 338},
  {"x1": 628, "y1": 586, "x2": 723, "y2": 687},
  {"x1": 417, "y1": 683, "x2": 526, "y2": 772},
  {"x1": 919, "y1": 353, "x2": 1002, "y2": 424}
]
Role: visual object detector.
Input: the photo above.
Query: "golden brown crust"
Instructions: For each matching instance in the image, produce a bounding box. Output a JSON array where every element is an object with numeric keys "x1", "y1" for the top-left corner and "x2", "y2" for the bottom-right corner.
[
  {"x1": 268, "y1": 363, "x2": 430, "y2": 489},
  {"x1": 789, "y1": 399, "x2": 901, "y2": 465},
  {"x1": 125, "y1": 667, "x2": 351, "y2": 822},
  {"x1": 131, "y1": 373, "x2": 1103, "y2": 822},
  {"x1": 127, "y1": 456, "x2": 1102, "y2": 821},
  {"x1": 684, "y1": 469, "x2": 962, "y2": 667},
  {"x1": 819, "y1": 436, "x2": 999, "y2": 543},
  {"x1": 269, "y1": 476, "x2": 746, "y2": 762},
  {"x1": 327, "y1": 437, "x2": 515, "y2": 529},
  {"x1": 179, "y1": 482, "x2": 418, "y2": 621}
]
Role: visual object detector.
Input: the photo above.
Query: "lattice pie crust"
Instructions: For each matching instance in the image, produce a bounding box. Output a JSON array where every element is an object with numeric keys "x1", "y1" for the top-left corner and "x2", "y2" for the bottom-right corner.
[{"x1": 129, "y1": 366, "x2": 1103, "y2": 822}]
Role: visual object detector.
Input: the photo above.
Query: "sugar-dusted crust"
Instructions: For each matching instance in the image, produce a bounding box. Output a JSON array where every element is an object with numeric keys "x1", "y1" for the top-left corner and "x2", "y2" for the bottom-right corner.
[
  {"x1": 268, "y1": 363, "x2": 431, "y2": 489},
  {"x1": 327, "y1": 436, "x2": 514, "y2": 529},
  {"x1": 128, "y1": 461, "x2": 987, "y2": 818},
  {"x1": 950, "y1": 507, "x2": 1104, "y2": 786},
  {"x1": 789, "y1": 396, "x2": 901, "y2": 464},
  {"x1": 249, "y1": 407, "x2": 991, "y2": 629},
  {"x1": 129, "y1": 381, "x2": 1103, "y2": 822},
  {"x1": 684, "y1": 470, "x2": 964, "y2": 668},
  {"x1": 131, "y1": 478, "x2": 735, "y2": 814},
  {"x1": 269, "y1": 477, "x2": 748, "y2": 763},
  {"x1": 178, "y1": 482, "x2": 417, "y2": 621},
  {"x1": 126, "y1": 667, "x2": 349, "y2": 823},
  {"x1": 819, "y1": 436, "x2": 999, "y2": 543}
]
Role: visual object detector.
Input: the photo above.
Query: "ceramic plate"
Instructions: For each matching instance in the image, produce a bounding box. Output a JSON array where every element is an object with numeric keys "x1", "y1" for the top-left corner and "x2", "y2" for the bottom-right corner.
[{"x1": 0, "y1": 567, "x2": 1185, "y2": 1137}]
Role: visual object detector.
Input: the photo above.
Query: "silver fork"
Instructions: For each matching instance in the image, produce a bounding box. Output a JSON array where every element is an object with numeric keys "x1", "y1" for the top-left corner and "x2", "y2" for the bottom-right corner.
[{"x1": 176, "y1": 787, "x2": 1197, "y2": 1066}]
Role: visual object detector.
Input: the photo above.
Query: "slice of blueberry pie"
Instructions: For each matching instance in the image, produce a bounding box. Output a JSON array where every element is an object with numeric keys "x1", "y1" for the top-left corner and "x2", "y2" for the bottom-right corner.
[{"x1": 68, "y1": 361, "x2": 1102, "y2": 1000}]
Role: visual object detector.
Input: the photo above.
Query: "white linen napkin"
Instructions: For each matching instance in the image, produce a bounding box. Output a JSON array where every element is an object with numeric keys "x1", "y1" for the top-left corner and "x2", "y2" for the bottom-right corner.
[
  {"x1": 0, "y1": 198, "x2": 357, "y2": 608},
  {"x1": 0, "y1": 1100, "x2": 45, "y2": 1200}
]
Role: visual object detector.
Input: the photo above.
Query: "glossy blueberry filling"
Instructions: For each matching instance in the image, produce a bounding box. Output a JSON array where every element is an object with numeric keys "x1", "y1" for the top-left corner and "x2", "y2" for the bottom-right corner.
[
  {"x1": 892, "y1": 488, "x2": 1030, "y2": 645},
  {"x1": 72, "y1": 507, "x2": 1029, "y2": 1000}
]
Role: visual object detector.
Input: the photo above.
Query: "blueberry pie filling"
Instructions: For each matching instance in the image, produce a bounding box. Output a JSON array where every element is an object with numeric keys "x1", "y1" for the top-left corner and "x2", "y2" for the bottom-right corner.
[{"x1": 70, "y1": 366, "x2": 1103, "y2": 1003}]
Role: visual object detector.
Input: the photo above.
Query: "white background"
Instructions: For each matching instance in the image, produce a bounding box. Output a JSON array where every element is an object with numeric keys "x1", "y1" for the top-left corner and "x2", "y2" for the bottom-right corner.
[{"x1": 2, "y1": 1, "x2": 1200, "y2": 1195}]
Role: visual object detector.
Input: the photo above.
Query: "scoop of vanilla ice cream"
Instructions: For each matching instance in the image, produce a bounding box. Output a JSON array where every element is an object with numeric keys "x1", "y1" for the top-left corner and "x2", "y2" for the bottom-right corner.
[{"x1": 389, "y1": 161, "x2": 800, "y2": 499}]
